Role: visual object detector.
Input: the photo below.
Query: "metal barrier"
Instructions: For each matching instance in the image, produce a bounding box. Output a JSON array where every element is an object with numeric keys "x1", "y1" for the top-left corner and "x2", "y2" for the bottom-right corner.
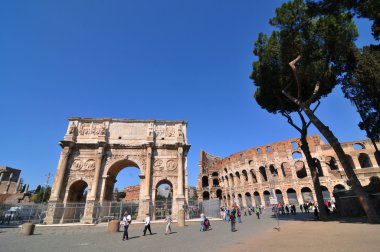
[
  {"x1": 0, "y1": 199, "x2": 222, "y2": 225},
  {"x1": 0, "y1": 203, "x2": 48, "y2": 225}
]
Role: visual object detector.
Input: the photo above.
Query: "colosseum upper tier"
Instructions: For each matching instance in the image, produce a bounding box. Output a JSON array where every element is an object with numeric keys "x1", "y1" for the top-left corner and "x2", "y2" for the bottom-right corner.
[{"x1": 197, "y1": 135, "x2": 380, "y2": 208}]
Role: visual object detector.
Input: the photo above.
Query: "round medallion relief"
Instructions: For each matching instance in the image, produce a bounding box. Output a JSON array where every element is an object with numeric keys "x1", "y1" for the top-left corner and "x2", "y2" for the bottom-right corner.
[{"x1": 166, "y1": 159, "x2": 177, "y2": 171}]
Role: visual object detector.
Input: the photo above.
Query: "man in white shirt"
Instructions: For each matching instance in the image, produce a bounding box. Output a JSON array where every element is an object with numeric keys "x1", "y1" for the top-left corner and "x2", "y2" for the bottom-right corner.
[
  {"x1": 143, "y1": 213, "x2": 153, "y2": 236},
  {"x1": 122, "y1": 212, "x2": 132, "y2": 241}
]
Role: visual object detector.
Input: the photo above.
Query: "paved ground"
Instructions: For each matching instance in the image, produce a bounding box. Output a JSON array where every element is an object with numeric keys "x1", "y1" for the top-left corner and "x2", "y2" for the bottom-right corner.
[{"x1": 1, "y1": 211, "x2": 379, "y2": 252}]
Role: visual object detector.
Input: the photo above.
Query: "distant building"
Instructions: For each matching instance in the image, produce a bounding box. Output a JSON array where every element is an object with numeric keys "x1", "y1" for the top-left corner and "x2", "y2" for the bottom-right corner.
[
  {"x1": 188, "y1": 186, "x2": 197, "y2": 199},
  {"x1": 123, "y1": 185, "x2": 140, "y2": 202},
  {"x1": 157, "y1": 186, "x2": 171, "y2": 198},
  {"x1": 0, "y1": 166, "x2": 30, "y2": 203}
]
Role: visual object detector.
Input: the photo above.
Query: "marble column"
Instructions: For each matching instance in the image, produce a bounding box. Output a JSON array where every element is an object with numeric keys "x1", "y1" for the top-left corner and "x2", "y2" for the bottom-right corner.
[
  {"x1": 144, "y1": 146, "x2": 152, "y2": 199},
  {"x1": 51, "y1": 146, "x2": 71, "y2": 200},
  {"x1": 177, "y1": 147, "x2": 184, "y2": 198},
  {"x1": 89, "y1": 146, "x2": 104, "y2": 200}
]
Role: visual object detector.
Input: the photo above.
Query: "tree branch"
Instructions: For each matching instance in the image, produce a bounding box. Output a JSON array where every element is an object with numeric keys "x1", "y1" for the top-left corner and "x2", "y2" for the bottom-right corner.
[
  {"x1": 304, "y1": 81, "x2": 320, "y2": 107},
  {"x1": 282, "y1": 89, "x2": 301, "y2": 105},
  {"x1": 289, "y1": 55, "x2": 302, "y2": 101},
  {"x1": 281, "y1": 112, "x2": 302, "y2": 132},
  {"x1": 306, "y1": 100, "x2": 321, "y2": 128}
]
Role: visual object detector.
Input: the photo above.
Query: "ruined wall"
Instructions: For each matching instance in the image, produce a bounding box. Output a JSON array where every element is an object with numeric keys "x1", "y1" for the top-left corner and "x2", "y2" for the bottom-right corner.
[
  {"x1": 123, "y1": 185, "x2": 140, "y2": 202},
  {"x1": 197, "y1": 135, "x2": 380, "y2": 207}
]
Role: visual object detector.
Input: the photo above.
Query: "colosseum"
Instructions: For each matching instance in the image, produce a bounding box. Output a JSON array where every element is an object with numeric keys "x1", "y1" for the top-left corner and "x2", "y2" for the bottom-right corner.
[{"x1": 197, "y1": 135, "x2": 380, "y2": 208}]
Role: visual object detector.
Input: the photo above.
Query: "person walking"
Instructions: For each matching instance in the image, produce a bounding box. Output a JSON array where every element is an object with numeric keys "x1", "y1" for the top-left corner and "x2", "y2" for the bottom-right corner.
[
  {"x1": 300, "y1": 204, "x2": 304, "y2": 213},
  {"x1": 237, "y1": 209, "x2": 242, "y2": 223},
  {"x1": 165, "y1": 211, "x2": 172, "y2": 235},
  {"x1": 230, "y1": 209, "x2": 236, "y2": 232},
  {"x1": 122, "y1": 211, "x2": 131, "y2": 241},
  {"x1": 143, "y1": 213, "x2": 153, "y2": 236},
  {"x1": 200, "y1": 211, "x2": 205, "y2": 232},
  {"x1": 285, "y1": 205, "x2": 290, "y2": 215},
  {"x1": 255, "y1": 206, "x2": 260, "y2": 219}
]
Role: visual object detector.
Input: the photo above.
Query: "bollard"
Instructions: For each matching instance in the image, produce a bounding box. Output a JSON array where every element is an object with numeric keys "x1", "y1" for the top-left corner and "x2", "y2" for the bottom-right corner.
[
  {"x1": 107, "y1": 220, "x2": 120, "y2": 232},
  {"x1": 177, "y1": 208, "x2": 185, "y2": 227},
  {"x1": 20, "y1": 223, "x2": 35, "y2": 236}
]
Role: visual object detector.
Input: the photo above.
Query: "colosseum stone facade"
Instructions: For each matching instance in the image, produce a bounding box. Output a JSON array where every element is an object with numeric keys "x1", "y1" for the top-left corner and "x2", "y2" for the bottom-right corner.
[{"x1": 197, "y1": 135, "x2": 380, "y2": 208}]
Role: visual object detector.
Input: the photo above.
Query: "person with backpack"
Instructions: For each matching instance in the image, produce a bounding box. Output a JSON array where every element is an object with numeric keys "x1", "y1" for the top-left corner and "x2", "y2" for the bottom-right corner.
[{"x1": 122, "y1": 211, "x2": 132, "y2": 241}]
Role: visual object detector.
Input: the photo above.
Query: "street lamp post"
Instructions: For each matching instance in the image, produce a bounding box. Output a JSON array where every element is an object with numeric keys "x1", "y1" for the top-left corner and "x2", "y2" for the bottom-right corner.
[{"x1": 269, "y1": 174, "x2": 280, "y2": 231}]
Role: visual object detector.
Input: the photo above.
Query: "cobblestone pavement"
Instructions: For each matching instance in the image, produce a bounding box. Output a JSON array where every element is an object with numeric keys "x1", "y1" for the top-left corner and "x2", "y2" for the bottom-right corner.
[{"x1": 1, "y1": 211, "x2": 378, "y2": 252}]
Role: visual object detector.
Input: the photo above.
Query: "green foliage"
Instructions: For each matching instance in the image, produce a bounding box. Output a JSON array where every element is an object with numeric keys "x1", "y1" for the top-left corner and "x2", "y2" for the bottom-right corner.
[
  {"x1": 342, "y1": 46, "x2": 380, "y2": 140},
  {"x1": 35, "y1": 185, "x2": 42, "y2": 193},
  {"x1": 307, "y1": 0, "x2": 380, "y2": 40},
  {"x1": 156, "y1": 194, "x2": 167, "y2": 201},
  {"x1": 31, "y1": 186, "x2": 51, "y2": 203},
  {"x1": 117, "y1": 192, "x2": 126, "y2": 201},
  {"x1": 251, "y1": 0, "x2": 358, "y2": 113},
  {"x1": 365, "y1": 176, "x2": 380, "y2": 193}
]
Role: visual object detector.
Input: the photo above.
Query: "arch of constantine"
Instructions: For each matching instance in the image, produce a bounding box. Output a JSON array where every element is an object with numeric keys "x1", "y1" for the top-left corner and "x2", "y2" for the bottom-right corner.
[
  {"x1": 45, "y1": 117, "x2": 190, "y2": 224},
  {"x1": 197, "y1": 135, "x2": 380, "y2": 208}
]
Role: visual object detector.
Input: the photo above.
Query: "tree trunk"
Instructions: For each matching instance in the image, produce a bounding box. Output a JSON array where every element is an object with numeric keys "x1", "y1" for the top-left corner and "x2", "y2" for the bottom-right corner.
[
  {"x1": 299, "y1": 131, "x2": 328, "y2": 220},
  {"x1": 303, "y1": 107, "x2": 380, "y2": 223}
]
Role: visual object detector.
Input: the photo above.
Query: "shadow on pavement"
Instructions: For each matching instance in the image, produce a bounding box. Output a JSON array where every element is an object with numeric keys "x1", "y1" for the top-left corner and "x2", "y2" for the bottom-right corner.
[{"x1": 268, "y1": 212, "x2": 370, "y2": 224}]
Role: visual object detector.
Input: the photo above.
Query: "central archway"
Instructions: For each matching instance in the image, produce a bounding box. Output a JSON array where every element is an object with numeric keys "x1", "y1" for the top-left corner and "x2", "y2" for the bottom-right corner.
[{"x1": 103, "y1": 160, "x2": 141, "y2": 201}]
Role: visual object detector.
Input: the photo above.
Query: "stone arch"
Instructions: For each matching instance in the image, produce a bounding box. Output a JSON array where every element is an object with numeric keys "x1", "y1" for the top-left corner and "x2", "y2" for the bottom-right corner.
[
  {"x1": 263, "y1": 190, "x2": 271, "y2": 206},
  {"x1": 354, "y1": 143, "x2": 365, "y2": 150},
  {"x1": 154, "y1": 179, "x2": 174, "y2": 220},
  {"x1": 224, "y1": 176, "x2": 229, "y2": 187},
  {"x1": 229, "y1": 173, "x2": 235, "y2": 187},
  {"x1": 216, "y1": 189, "x2": 223, "y2": 200},
  {"x1": 301, "y1": 187, "x2": 314, "y2": 202},
  {"x1": 202, "y1": 176, "x2": 209, "y2": 188},
  {"x1": 66, "y1": 180, "x2": 88, "y2": 203},
  {"x1": 295, "y1": 160, "x2": 307, "y2": 179},
  {"x1": 250, "y1": 169, "x2": 257, "y2": 183},
  {"x1": 346, "y1": 155, "x2": 356, "y2": 169},
  {"x1": 62, "y1": 180, "x2": 88, "y2": 223},
  {"x1": 103, "y1": 159, "x2": 140, "y2": 201},
  {"x1": 320, "y1": 186, "x2": 330, "y2": 201},
  {"x1": 358, "y1": 153, "x2": 372, "y2": 168},
  {"x1": 292, "y1": 151, "x2": 303, "y2": 159},
  {"x1": 203, "y1": 191, "x2": 210, "y2": 200},
  {"x1": 237, "y1": 193, "x2": 243, "y2": 208},
  {"x1": 269, "y1": 164, "x2": 278, "y2": 176},
  {"x1": 313, "y1": 158, "x2": 324, "y2": 177},
  {"x1": 245, "y1": 192, "x2": 252, "y2": 207},
  {"x1": 326, "y1": 156, "x2": 339, "y2": 171},
  {"x1": 275, "y1": 189, "x2": 284, "y2": 204},
  {"x1": 253, "y1": 191, "x2": 261, "y2": 206},
  {"x1": 242, "y1": 170, "x2": 248, "y2": 184},
  {"x1": 212, "y1": 178, "x2": 219, "y2": 187},
  {"x1": 235, "y1": 171, "x2": 241, "y2": 185},
  {"x1": 259, "y1": 166, "x2": 268, "y2": 181},
  {"x1": 281, "y1": 162, "x2": 292, "y2": 177},
  {"x1": 333, "y1": 184, "x2": 346, "y2": 192},
  {"x1": 286, "y1": 188, "x2": 298, "y2": 205}
]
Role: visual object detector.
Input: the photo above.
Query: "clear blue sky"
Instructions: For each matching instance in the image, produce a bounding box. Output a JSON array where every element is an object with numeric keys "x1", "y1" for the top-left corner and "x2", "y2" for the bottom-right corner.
[{"x1": 0, "y1": 1, "x2": 375, "y2": 190}]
